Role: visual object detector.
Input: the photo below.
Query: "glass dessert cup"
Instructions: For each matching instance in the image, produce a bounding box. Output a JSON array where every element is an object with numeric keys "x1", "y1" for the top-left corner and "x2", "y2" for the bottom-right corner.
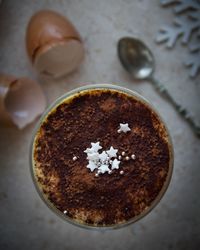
[{"x1": 30, "y1": 84, "x2": 174, "y2": 230}]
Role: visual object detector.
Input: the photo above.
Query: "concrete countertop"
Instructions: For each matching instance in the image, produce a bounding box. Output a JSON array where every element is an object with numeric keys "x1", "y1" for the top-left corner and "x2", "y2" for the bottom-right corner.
[{"x1": 0, "y1": 0, "x2": 200, "y2": 249}]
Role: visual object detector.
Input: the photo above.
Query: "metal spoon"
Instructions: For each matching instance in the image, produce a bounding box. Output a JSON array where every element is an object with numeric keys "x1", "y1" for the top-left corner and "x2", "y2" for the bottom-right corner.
[{"x1": 118, "y1": 37, "x2": 200, "y2": 136}]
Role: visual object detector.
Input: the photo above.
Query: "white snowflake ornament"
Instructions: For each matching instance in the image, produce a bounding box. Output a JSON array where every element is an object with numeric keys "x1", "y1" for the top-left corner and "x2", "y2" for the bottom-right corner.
[
  {"x1": 185, "y1": 50, "x2": 200, "y2": 77},
  {"x1": 156, "y1": 0, "x2": 200, "y2": 78},
  {"x1": 156, "y1": 16, "x2": 200, "y2": 47},
  {"x1": 161, "y1": 0, "x2": 200, "y2": 13}
]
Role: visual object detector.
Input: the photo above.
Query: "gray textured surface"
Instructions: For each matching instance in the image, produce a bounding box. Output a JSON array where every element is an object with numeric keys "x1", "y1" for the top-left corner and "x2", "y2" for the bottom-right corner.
[{"x1": 0, "y1": 0, "x2": 200, "y2": 250}]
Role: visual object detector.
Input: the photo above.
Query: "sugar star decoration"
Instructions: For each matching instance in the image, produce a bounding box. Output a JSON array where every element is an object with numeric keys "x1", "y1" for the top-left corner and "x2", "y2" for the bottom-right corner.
[
  {"x1": 99, "y1": 151, "x2": 108, "y2": 162},
  {"x1": 87, "y1": 152, "x2": 100, "y2": 162},
  {"x1": 84, "y1": 148, "x2": 93, "y2": 154},
  {"x1": 106, "y1": 146, "x2": 118, "y2": 158},
  {"x1": 84, "y1": 141, "x2": 135, "y2": 176},
  {"x1": 111, "y1": 159, "x2": 120, "y2": 170},
  {"x1": 98, "y1": 164, "x2": 110, "y2": 174},
  {"x1": 84, "y1": 142, "x2": 121, "y2": 174},
  {"x1": 91, "y1": 142, "x2": 102, "y2": 152},
  {"x1": 87, "y1": 161, "x2": 98, "y2": 172},
  {"x1": 84, "y1": 142, "x2": 102, "y2": 154},
  {"x1": 118, "y1": 123, "x2": 131, "y2": 133}
]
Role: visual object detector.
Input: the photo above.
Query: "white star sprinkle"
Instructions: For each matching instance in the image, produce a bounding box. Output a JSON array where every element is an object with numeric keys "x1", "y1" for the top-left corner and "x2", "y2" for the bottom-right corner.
[
  {"x1": 84, "y1": 141, "x2": 128, "y2": 176},
  {"x1": 111, "y1": 159, "x2": 120, "y2": 170},
  {"x1": 87, "y1": 152, "x2": 99, "y2": 162},
  {"x1": 118, "y1": 123, "x2": 131, "y2": 133},
  {"x1": 84, "y1": 142, "x2": 102, "y2": 155},
  {"x1": 106, "y1": 146, "x2": 118, "y2": 158},
  {"x1": 99, "y1": 151, "x2": 108, "y2": 162},
  {"x1": 91, "y1": 142, "x2": 102, "y2": 152},
  {"x1": 87, "y1": 161, "x2": 98, "y2": 172},
  {"x1": 84, "y1": 148, "x2": 94, "y2": 154},
  {"x1": 98, "y1": 164, "x2": 110, "y2": 174}
]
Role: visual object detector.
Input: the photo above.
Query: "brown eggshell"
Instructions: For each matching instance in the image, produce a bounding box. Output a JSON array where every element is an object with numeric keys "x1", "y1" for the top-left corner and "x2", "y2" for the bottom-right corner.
[
  {"x1": 0, "y1": 74, "x2": 46, "y2": 129},
  {"x1": 34, "y1": 39, "x2": 84, "y2": 77},
  {"x1": 26, "y1": 10, "x2": 82, "y2": 62},
  {"x1": 0, "y1": 74, "x2": 17, "y2": 126}
]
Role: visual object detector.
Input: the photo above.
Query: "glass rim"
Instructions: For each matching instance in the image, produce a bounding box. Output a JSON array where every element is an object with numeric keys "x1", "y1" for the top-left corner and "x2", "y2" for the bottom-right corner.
[{"x1": 30, "y1": 83, "x2": 174, "y2": 230}]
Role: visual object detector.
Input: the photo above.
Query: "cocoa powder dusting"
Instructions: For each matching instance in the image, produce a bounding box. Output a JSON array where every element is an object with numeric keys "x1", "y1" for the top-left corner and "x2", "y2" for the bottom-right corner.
[{"x1": 33, "y1": 89, "x2": 172, "y2": 227}]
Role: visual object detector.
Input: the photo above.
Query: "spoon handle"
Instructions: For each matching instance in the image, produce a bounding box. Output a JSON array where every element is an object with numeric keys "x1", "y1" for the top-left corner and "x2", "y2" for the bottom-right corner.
[{"x1": 150, "y1": 76, "x2": 200, "y2": 136}]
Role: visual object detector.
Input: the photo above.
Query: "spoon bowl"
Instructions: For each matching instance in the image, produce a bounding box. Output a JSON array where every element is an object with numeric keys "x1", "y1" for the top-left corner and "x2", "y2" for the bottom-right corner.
[{"x1": 118, "y1": 37, "x2": 154, "y2": 79}]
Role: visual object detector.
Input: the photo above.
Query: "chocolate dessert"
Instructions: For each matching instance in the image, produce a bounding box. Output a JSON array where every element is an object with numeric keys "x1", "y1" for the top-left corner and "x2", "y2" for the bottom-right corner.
[{"x1": 32, "y1": 87, "x2": 173, "y2": 227}]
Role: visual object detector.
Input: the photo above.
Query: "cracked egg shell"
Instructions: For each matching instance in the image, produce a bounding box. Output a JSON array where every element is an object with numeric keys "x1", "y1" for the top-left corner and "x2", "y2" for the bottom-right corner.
[
  {"x1": 26, "y1": 10, "x2": 84, "y2": 78},
  {"x1": 0, "y1": 74, "x2": 46, "y2": 129}
]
